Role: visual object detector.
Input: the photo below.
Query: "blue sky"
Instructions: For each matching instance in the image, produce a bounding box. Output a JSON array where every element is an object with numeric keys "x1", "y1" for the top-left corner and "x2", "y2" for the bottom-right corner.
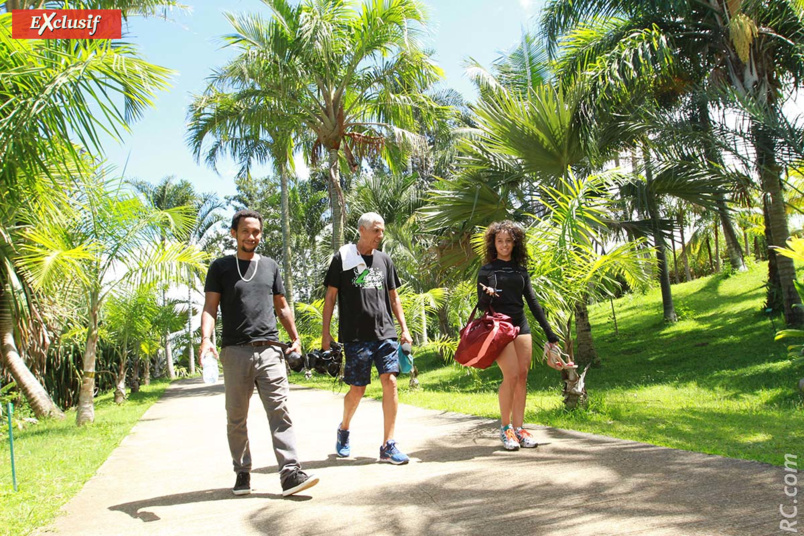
[{"x1": 101, "y1": 0, "x2": 545, "y2": 200}]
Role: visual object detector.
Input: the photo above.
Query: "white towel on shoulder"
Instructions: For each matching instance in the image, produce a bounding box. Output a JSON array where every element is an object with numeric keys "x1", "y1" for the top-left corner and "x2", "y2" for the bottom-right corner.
[{"x1": 339, "y1": 243, "x2": 368, "y2": 272}]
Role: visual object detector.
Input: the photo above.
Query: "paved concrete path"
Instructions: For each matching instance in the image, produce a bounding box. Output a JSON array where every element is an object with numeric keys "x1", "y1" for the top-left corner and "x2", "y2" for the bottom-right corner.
[{"x1": 38, "y1": 378, "x2": 787, "y2": 536}]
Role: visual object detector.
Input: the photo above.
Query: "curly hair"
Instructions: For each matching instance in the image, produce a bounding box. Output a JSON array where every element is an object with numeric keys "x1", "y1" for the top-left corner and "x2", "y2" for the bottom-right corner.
[
  {"x1": 483, "y1": 220, "x2": 529, "y2": 266},
  {"x1": 231, "y1": 209, "x2": 263, "y2": 231}
]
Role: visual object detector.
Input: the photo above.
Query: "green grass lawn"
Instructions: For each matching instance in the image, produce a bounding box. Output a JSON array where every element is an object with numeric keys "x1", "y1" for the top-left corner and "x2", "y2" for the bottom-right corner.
[
  {"x1": 0, "y1": 380, "x2": 169, "y2": 536},
  {"x1": 293, "y1": 261, "x2": 804, "y2": 467}
]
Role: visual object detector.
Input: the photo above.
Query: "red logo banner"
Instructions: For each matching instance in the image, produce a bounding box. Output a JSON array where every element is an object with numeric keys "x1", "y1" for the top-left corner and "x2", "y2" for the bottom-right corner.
[{"x1": 12, "y1": 10, "x2": 122, "y2": 39}]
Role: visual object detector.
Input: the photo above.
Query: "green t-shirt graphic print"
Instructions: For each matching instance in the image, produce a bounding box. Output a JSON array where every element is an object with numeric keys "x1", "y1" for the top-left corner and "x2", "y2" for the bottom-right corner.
[
  {"x1": 324, "y1": 250, "x2": 401, "y2": 342},
  {"x1": 353, "y1": 267, "x2": 385, "y2": 289}
]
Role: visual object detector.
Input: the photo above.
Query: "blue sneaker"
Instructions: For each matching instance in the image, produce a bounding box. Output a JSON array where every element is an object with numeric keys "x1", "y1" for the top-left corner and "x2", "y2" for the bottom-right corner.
[
  {"x1": 336, "y1": 425, "x2": 350, "y2": 457},
  {"x1": 379, "y1": 439, "x2": 409, "y2": 465}
]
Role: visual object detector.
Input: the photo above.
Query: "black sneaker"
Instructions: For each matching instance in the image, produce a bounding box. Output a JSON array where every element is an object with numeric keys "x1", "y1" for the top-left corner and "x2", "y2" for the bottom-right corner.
[
  {"x1": 281, "y1": 469, "x2": 320, "y2": 497},
  {"x1": 232, "y1": 471, "x2": 251, "y2": 496}
]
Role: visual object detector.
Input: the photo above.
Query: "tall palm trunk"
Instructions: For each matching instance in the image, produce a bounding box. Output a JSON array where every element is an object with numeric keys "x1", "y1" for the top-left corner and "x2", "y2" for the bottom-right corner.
[
  {"x1": 697, "y1": 100, "x2": 746, "y2": 271},
  {"x1": 114, "y1": 348, "x2": 127, "y2": 405},
  {"x1": 280, "y1": 166, "x2": 293, "y2": 308},
  {"x1": 163, "y1": 288, "x2": 175, "y2": 380},
  {"x1": 754, "y1": 123, "x2": 802, "y2": 325},
  {"x1": 670, "y1": 227, "x2": 679, "y2": 284},
  {"x1": 743, "y1": 231, "x2": 749, "y2": 258},
  {"x1": 714, "y1": 222, "x2": 721, "y2": 272},
  {"x1": 573, "y1": 299, "x2": 599, "y2": 367},
  {"x1": 328, "y1": 148, "x2": 346, "y2": 251},
  {"x1": 187, "y1": 271, "x2": 194, "y2": 375},
  {"x1": 131, "y1": 356, "x2": 140, "y2": 394},
  {"x1": 420, "y1": 300, "x2": 428, "y2": 344},
  {"x1": 76, "y1": 294, "x2": 100, "y2": 426},
  {"x1": 717, "y1": 14, "x2": 803, "y2": 325},
  {"x1": 163, "y1": 327, "x2": 174, "y2": 378},
  {"x1": 678, "y1": 211, "x2": 692, "y2": 282},
  {"x1": 715, "y1": 196, "x2": 745, "y2": 271},
  {"x1": 644, "y1": 146, "x2": 677, "y2": 322},
  {"x1": 144, "y1": 354, "x2": 151, "y2": 385},
  {"x1": 438, "y1": 307, "x2": 452, "y2": 338},
  {"x1": 0, "y1": 287, "x2": 64, "y2": 419}
]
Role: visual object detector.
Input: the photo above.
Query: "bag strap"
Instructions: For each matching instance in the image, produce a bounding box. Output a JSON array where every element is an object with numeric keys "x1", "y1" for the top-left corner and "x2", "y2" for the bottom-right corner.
[
  {"x1": 465, "y1": 302, "x2": 496, "y2": 324},
  {"x1": 466, "y1": 304, "x2": 479, "y2": 324}
]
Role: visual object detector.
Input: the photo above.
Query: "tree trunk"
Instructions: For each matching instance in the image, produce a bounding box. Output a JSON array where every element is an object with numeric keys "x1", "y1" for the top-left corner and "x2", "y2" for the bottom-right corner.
[
  {"x1": 714, "y1": 222, "x2": 721, "y2": 273},
  {"x1": 678, "y1": 211, "x2": 692, "y2": 282},
  {"x1": 114, "y1": 352, "x2": 127, "y2": 405},
  {"x1": 764, "y1": 197, "x2": 785, "y2": 312},
  {"x1": 153, "y1": 348, "x2": 160, "y2": 378},
  {"x1": 280, "y1": 167, "x2": 294, "y2": 309},
  {"x1": 697, "y1": 101, "x2": 746, "y2": 272},
  {"x1": 609, "y1": 297, "x2": 619, "y2": 337},
  {"x1": 753, "y1": 123, "x2": 803, "y2": 326},
  {"x1": 161, "y1": 285, "x2": 174, "y2": 380},
  {"x1": 164, "y1": 328, "x2": 174, "y2": 379},
  {"x1": 328, "y1": 148, "x2": 346, "y2": 251},
  {"x1": 573, "y1": 299, "x2": 599, "y2": 367},
  {"x1": 644, "y1": 146, "x2": 677, "y2": 322},
  {"x1": 437, "y1": 307, "x2": 452, "y2": 338},
  {"x1": 163, "y1": 287, "x2": 175, "y2": 380},
  {"x1": 670, "y1": 225, "x2": 679, "y2": 284},
  {"x1": 131, "y1": 356, "x2": 140, "y2": 394},
  {"x1": 76, "y1": 299, "x2": 100, "y2": 426},
  {"x1": 187, "y1": 274, "x2": 194, "y2": 376},
  {"x1": 144, "y1": 355, "x2": 151, "y2": 385},
  {"x1": 0, "y1": 287, "x2": 64, "y2": 419},
  {"x1": 715, "y1": 196, "x2": 746, "y2": 271},
  {"x1": 706, "y1": 236, "x2": 714, "y2": 273},
  {"x1": 718, "y1": 18, "x2": 802, "y2": 324},
  {"x1": 420, "y1": 301, "x2": 428, "y2": 344},
  {"x1": 743, "y1": 231, "x2": 749, "y2": 259}
]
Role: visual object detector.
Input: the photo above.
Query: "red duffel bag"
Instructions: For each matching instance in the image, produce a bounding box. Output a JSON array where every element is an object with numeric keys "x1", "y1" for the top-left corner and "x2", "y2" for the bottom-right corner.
[{"x1": 454, "y1": 305, "x2": 520, "y2": 369}]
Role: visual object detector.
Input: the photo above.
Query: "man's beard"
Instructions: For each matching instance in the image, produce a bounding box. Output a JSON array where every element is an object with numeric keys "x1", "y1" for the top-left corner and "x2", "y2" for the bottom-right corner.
[{"x1": 240, "y1": 243, "x2": 258, "y2": 253}]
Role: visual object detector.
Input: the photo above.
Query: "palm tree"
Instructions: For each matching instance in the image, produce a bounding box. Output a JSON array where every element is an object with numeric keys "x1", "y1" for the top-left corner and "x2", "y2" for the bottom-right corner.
[
  {"x1": 103, "y1": 283, "x2": 159, "y2": 404},
  {"x1": 520, "y1": 172, "x2": 652, "y2": 367},
  {"x1": 541, "y1": 14, "x2": 754, "y2": 317},
  {"x1": 540, "y1": 0, "x2": 804, "y2": 326},
  {"x1": 214, "y1": 0, "x2": 444, "y2": 250},
  {"x1": 187, "y1": 89, "x2": 298, "y2": 306},
  {"x1": 132, "y1": 176, "x2": 196, "y2": 380},
  {"x1": 424, "y1": 45, "x2": 614, "y2": 356},
  {"x1": 0, "y1": 6, "x2": 174, "y2": 416},
  {"x1": 17, "y1": 171, "x2": 206, "y2": 425},
  {"x1": 183, "y1": 193, "x2": 225, "y2": 375},
  {"x1": 0, "y1": 269, "x2": 65, "y2": 418}
]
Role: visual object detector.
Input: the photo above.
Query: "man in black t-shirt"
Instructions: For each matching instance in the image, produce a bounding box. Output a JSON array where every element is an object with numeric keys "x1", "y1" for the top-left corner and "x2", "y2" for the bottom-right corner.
[
  {"x1": 322, "y1": 212, "x2": 413, "y2": 465},
  {"x1": 200, "y1": 209, "x2": 318, "y2": 497}
]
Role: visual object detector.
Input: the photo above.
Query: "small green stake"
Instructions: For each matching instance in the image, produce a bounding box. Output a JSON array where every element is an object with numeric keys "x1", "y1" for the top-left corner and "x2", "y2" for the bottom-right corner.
[{"x1": 7, "y1": 402, "x2": 17, "y2": 492}]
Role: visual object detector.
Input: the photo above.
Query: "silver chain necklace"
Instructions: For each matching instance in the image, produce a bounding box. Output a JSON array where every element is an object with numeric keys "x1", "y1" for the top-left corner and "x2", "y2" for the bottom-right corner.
[{"x1": 236, "y1": 254, "x2": 260, "y2": 282}]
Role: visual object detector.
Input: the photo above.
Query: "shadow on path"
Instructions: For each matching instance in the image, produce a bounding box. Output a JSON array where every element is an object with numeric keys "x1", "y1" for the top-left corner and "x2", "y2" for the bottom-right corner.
[{"x1": 109, "y1": 488, "x2": 312, "y2": 523}]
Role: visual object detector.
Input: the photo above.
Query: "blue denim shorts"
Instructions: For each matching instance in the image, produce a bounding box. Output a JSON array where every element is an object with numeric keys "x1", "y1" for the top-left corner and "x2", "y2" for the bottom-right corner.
[{"x1": 343, "y1": 340, "x2": 399, "y2": 386}]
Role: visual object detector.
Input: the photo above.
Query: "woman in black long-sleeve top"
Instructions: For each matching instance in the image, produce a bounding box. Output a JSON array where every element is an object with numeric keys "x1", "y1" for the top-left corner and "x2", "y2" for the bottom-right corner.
[{"x1": 477, "y1": 221, "x2": 561, "y2": 451}]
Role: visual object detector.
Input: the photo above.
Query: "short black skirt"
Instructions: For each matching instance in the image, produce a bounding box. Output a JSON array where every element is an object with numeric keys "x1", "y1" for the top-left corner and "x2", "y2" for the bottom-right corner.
[{"x1": 502, "y1": 311, "x2": 530, "y2": 335}]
